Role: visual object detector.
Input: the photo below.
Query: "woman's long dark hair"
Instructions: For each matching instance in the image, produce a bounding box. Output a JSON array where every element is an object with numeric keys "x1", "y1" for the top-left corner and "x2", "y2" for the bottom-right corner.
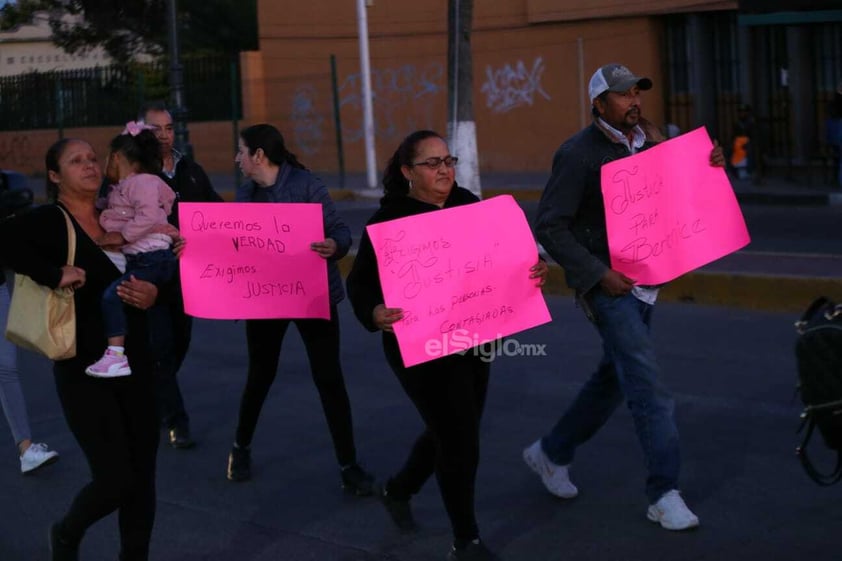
[
  {"x1": 110, "y1": 129, "x2": 162, "y2": 175},
  {"x1": 45, "y1": 138, "x2": 75, "y2": 202},
  {"x1": 381, "y1": 129, "x2": 443, "y2": 202},
  {"x1": 240, "y1": 124, "x2": 307, "y2": 170}
]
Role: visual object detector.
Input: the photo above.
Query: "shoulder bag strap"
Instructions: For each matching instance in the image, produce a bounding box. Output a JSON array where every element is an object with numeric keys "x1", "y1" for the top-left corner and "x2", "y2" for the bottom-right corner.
[
  {"x1": 56, "y1": 206, "x2": 76, "y2": 266},
  {"x1": 796, "y1": 416, "x2": 842, "y2": 486}
]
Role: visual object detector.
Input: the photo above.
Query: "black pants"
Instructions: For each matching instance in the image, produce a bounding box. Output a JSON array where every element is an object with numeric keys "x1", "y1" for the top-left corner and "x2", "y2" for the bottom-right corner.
[
  {"x1": 234, "y1": 305, "x2": 357, "y2": 466},
  {"x1": 149, "y1": 287, "x2": 192, "y2": 432},
  {"x1": 54, "y1": 360, "x2": 159, "y2": 561},
  {"x1": 383, "y1": 339, "x2": 490, "y2": 542}
]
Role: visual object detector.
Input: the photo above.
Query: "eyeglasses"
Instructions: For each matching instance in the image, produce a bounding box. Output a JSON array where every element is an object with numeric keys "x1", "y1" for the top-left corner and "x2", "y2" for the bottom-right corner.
[{"x1": 410, "y1": 156, "x2": 458, "y2": 169}]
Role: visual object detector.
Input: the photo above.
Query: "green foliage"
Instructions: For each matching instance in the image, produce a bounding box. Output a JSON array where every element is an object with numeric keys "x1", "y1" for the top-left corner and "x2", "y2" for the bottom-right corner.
[{"x1": 0, "y1": 0, "x2": 257, "y2": 63}]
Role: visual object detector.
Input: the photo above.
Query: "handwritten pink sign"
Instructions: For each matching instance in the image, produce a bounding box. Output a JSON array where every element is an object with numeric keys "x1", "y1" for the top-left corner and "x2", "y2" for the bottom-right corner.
[
  {"x1": 367, "y1": 195, "x2": 552, "y2": 367},
  {"x1": 178, "y1": 202, "x2": 329, "y2": 319},
  {"x1": 601, "y1": 126, "x2": 750, "y2": 284}
]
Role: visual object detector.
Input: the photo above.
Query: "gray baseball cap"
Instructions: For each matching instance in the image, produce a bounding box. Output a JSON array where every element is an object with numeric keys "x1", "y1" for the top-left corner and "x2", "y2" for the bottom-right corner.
[{"x1": 588, "y1": 63, "x2": 653, "y2": 103}]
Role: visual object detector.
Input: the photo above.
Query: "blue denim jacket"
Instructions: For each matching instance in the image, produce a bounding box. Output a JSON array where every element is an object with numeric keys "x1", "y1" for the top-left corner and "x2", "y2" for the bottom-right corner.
[{"x1": 236, "y1": 164, "x2": 351, "y2": 304}]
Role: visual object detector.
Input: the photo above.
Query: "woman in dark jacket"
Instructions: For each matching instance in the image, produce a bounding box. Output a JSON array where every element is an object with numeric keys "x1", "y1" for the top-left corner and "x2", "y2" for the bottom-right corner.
[
  {"x1": 0, "y1": 138, "x2": 166, "y2": 561},
  {"x1": 346, "y1": 130, "x2": 547, "y2": 561},
  {"x1": 226, "y1": 123, "x2": 373, "y2": 494}
]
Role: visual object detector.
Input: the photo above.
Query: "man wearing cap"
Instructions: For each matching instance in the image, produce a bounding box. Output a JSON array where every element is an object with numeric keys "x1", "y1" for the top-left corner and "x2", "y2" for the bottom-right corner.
[{"x1": 523, "y1": 63, "x2": 724, "y2": 531}]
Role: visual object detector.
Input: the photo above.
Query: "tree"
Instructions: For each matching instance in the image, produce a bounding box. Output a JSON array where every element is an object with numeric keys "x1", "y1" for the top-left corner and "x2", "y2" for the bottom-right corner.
[{"x1": 0, "y1": 0, "x2": 257, "y2": 63}]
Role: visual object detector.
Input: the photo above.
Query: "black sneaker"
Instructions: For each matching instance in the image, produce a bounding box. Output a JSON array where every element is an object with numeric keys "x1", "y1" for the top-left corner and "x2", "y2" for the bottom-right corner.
[
  {"x1": 168, "y1": 426, "x2": 196, "y2": 450},
  {"x1": 375, "y1": 482, "x2": 417, "y2": 532},
  {"x1": 227, "y1": 445, "x2": 251, "y2": 482},
  {"x1": 341, "y1": 463, "x2": 375, "y2": 496},
  {"x1": 446, "y1": 540, "x2": 501, "y2": 561}
]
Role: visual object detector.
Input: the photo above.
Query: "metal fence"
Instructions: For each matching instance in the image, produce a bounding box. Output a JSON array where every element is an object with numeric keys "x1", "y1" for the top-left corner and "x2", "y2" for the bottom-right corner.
[{"x1": 0, "y1": 54, "x2": 241, "y2": 131}]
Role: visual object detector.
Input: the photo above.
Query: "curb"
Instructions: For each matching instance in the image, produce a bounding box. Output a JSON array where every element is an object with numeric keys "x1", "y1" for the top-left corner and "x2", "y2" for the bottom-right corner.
[
  {"x1": 216, "y1": 186, "x2": 842, "y2": 206},
  {"x1": 337, "y1": 187, "x2": 841, "y2": 206},
  {"x1": 335, "y1": 255, "x2": 842, "y2": 314}
]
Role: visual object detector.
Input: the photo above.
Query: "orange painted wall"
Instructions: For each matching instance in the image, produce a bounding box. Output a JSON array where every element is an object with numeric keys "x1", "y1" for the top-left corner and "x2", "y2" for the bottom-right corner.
[
  {"x1": 0, "y1": 0, "x2": 726, "y2": 177},
  {"x1": 250, "y1": 1, "x2": 669, "y2": 173}
]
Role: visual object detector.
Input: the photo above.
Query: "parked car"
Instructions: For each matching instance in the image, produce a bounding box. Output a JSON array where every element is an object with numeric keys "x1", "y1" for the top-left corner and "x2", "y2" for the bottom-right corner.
[{"x1": 0, "y1": 170, "x2": 34, "y2": 219}]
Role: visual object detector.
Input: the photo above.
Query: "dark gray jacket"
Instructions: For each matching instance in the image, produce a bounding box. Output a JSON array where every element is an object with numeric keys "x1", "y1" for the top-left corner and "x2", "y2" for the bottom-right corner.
[
  {"x1": 236, "y1": 164, "x2": 351, "y2": 304},
  {"x1": 535, "y1": 119, "x2": 663, "y2": 293}
]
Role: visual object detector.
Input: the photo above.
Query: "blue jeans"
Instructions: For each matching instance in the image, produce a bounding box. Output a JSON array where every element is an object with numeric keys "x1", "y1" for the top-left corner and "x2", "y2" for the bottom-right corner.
[
  {"x1": 541, "y1": 290, "x2": 681, "y2": 503},
  {"x1": 0, "y1": 280, "x2": 32, "y2": 448},
  {"x1": 102, "y1": 249, "x2": 177, "y2": 339}
]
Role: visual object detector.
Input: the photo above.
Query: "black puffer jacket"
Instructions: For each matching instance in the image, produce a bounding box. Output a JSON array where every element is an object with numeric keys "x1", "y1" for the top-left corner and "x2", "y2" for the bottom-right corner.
[{"x1": 346, "y1": 186, "x2": 479, "y2": 333}]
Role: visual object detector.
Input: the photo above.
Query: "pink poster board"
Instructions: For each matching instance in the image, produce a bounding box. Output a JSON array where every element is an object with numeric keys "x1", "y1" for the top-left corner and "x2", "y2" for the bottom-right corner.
[
  {"x1": 600, "y1": 127, "x2": 750, "y2": 284},
  {"x1": 367, "y1": 195, "x2": 552, "y2": 367},
  {"x1": 178, "y1": 202, "x2": 329, "y2": 319}
]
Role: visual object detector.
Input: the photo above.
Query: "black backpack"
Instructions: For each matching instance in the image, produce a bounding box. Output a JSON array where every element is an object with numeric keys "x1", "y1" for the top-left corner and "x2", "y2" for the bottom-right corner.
[{"x1": 794, "y1": 296, "x2": 842, "y2": 486}]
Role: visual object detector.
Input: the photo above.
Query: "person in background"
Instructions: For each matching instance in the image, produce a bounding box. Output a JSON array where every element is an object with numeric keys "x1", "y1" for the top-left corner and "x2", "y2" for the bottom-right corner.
[
  {"x1": 825, "y1": 84, "x2": 842, "y2": 188},
  {"x1": 138, "y1": 101, "x2": 223, "y2": 449},
  {"x1": 526, "y1": 63, "x2": 724, "y2": 532},
  {"x1": 730, "y1": 104, "x2": 755, "y2": 181},
  {"x1": 346, "y1": 129, "x2": 548, "y2": 561},
  {"x1": 0, "y1": 138, "x2": 171, "y2": 561},
  {"x1": 226, "y1": 123, "x2": 374, "y2": 496},
  {"x1": 0, "y1": 173, "x2": 60, "y2": 474}
]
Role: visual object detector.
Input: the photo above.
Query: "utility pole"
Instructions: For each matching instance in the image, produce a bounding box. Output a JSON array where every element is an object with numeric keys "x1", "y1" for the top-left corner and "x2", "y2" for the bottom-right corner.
[
  {"x1": 167, "y1": 0, "x2": 191, "y2": 157},
  {"x1": 448, "y1": 0, "x2": 480, "y2": 197},
  {"x1": 356, "y1": 0, "x2": 377, "y2": 189}
]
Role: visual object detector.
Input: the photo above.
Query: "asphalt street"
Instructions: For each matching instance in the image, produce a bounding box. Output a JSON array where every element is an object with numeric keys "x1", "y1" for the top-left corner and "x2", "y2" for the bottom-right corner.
[
  {"x1": 1, "y1": 295, "x2": 841, "y2": 561},
  {"x1": 1, "y1": 179, "x2": 841, "y2": 560}
]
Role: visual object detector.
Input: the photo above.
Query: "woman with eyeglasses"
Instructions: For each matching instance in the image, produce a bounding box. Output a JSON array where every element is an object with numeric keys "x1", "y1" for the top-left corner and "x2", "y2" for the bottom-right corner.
[
  {"x1": 226, "y1": 124, "x2": 375, "y2": 495},
  {"x1": 346, "y1": 130, "x2": 547, "y2": 561}
]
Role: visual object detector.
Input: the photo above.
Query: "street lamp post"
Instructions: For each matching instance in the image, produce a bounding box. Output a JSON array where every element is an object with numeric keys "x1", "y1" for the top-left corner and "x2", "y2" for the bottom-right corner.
[{"x1": 167, "y1": 0, "x2": 191, "y2": 157}]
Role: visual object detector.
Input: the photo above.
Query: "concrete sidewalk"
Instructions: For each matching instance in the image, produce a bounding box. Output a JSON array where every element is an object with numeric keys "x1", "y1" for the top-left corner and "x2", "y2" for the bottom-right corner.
[{"x1": 205, "y1": 171, "x2": 842, "y2": 207}]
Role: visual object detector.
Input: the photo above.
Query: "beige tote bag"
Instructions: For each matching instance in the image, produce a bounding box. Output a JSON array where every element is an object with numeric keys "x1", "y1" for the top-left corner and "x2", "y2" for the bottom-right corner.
[{"x1": 5, "y1": 206, "x2": 77, "y2": 360}]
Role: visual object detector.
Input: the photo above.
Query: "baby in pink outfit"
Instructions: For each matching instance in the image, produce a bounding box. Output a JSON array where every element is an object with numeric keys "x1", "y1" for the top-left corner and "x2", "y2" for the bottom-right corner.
[{"x1": 86, "y1": 122, "x2": 178, "y2": 379}]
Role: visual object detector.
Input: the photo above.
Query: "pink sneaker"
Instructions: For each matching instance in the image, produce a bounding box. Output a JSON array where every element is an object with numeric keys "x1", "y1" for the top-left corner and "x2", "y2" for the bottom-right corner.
[{"x1": 85, "y1": 349, "x2": 131, "y2": 378}]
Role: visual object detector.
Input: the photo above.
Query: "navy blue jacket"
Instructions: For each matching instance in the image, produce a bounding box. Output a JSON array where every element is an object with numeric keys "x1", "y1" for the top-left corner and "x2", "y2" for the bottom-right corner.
[{"x1": 236, "y1": 164, "x2": 351, "y2": 304}]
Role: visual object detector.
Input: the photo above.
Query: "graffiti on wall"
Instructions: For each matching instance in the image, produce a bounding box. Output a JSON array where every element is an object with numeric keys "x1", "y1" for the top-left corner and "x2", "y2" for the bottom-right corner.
[
  {"x1": 292, "y1": 85, "x2": 326, "y2": 156},
  {"x1": 340, "y1": 62, "x2": 445, "y2": 142},
  {"x1": 480, "y1": 57, "x2": 551, "y2": 114},
  {"x1": 290, "y1": 62, "x2": 445, "y2": 154}
]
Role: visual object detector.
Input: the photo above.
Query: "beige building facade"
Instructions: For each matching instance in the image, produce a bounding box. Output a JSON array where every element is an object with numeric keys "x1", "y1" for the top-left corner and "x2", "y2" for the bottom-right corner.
[{"x1": 0, "y1": 14, "x2": 110, "y2": 77}]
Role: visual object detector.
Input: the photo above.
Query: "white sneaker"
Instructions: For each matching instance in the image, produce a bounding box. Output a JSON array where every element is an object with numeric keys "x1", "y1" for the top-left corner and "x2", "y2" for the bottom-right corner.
[
  {"x1": 647, "y1": 490, "x2": 700, "y2": 530},
  {"x1": 20, "y1": 442, "x2": 59, "y2": 475},
  {"x1": 522, "y1": 439, "x2": 578, "y2": 499}
]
